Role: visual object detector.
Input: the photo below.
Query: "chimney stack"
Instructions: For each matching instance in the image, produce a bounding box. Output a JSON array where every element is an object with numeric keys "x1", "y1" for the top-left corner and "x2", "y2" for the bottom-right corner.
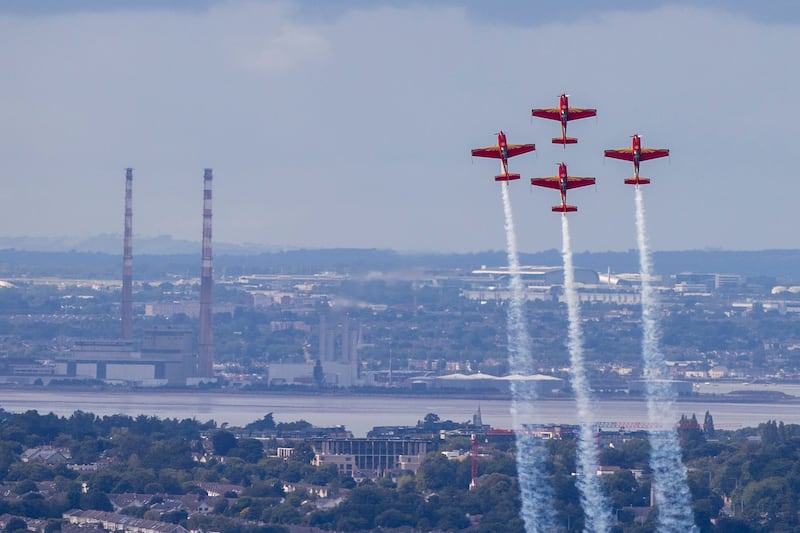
[
  {"x1": 197, "y1": 168, "x2": 214, "y2": 378},
  {"x1": 120, "y1": 168, "x2": 133, "y2": 340}
]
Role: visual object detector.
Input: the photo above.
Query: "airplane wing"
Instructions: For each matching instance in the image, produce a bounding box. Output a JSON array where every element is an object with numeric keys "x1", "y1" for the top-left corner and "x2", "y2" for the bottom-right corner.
[
  {"x1": 565, "y1": 177, "x2": 595, "y2": 189},
  {"x1": 639, "y1": 148, "x2": 670, "y2": 161},
  {"x1": 566, "y1": 107, "x2": 597, "y2": 121},
  {"x1": 531, "y1": 107, "x2": 560, "y2": 121},
  {"x1": 471, "y1": 146, "x2": 502, "y2": 159},
  {"x1": 530, "y1": 177, "x2": 561, "y2": 190},
  {"x1": 603, "y1": 149, "x2": 634, "y2": 162},
  {"x1": 506, "y1": 143, "x2": 536, "y2": 157}
]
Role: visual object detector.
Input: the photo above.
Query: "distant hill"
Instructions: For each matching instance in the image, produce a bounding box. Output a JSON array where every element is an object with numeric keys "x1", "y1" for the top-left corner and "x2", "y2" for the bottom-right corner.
[
  {"x1": 0, "y1": 235, "x2": 281, "y2": 255},
  {"x1": 0, "y1": 242, "x2": 798, "y2": 282}
]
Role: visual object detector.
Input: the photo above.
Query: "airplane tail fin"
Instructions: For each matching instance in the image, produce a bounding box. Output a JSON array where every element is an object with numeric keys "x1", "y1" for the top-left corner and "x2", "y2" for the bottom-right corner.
[
  {"x1": 552, "y1": 205, "x2": 578, "y2": 213},
  {"x1": 495, "y1": 174, "x2": 521, "y2": 182},
  {"x1": 552, "y1": 137, "x2": 578, "y2": 145},
  {"x1": 624, "y1": 177, "x2": 650, "y2": 185}
]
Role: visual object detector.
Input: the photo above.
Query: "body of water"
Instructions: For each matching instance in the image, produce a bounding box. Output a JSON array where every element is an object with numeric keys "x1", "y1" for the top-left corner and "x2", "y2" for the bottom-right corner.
[{"x1": 0, "y1": 388, "x2": 796, "y2": 436}]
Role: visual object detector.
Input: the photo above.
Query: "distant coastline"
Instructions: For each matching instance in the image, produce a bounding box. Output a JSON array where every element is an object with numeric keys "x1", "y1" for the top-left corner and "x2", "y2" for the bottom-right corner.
[
  {"x1": 4, "y1": 381, "x2": 800, "y2": 404},
  {"x1": 0, "y1": 387, "x2": 795, "y2": 436}
]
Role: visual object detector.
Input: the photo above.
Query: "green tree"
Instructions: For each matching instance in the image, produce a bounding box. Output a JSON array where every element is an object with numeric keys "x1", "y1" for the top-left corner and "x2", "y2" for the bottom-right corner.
[
  {"x1": 230, "y1": 438, "x2": 264, "y2": 464},
  {"x1": 422, "y1": 413, "x2": 440, "y2": 429},
  {"x1": 290, "y1": 442, "x2": 315, "y2": 465},
  {"x1": 416, "y1": 453, "x2": 458, "y2": 491},
  {"x1": 143, "y1": 438, "x2": 193, "y2": 470},
  {"x1": 375, "y1": 508, "x2": 414, "y2": 528},
  {"x1": 211, "y1": 430, "x2": 238, "y2": 456},
  {"x1": 14, "y1": 479, "x2": 38, "y2": 494},
  {"x1": 464, "y1": 473, "x2": 522, "y2": 531},
  {"x1": 603, "y1": 470, "x2": 648, "y2": 508},
  {"x1": 245, "y1": 413, "x2": 276, "y2": 432},
  {"x1": 703, "y1": 411, "x2": 715, "y2": 437},
  {"x1": 160, "y1": 509, "x2": 188, "y2": 524},
  {"x1": 79, "y1": 490, "x2": 113, "y2": 512},
  {"x1": 3, "y1": 517, "x2": 27, "y2": 533},
  {"x1": 679, "y1": 414, "x2": 706, "y2": 459}
]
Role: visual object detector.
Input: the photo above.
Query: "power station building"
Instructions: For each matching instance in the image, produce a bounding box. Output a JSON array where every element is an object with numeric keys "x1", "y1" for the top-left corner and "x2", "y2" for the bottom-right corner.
[
  {"x1": 52, "y1": 168, "x2": 216, "y2": 387},
  {"x1": 55, "y1": 328, "x2": 196, "y2": 386},
  {"x1": 267, "y1": 312, "x2": 361, "y2": 387}
]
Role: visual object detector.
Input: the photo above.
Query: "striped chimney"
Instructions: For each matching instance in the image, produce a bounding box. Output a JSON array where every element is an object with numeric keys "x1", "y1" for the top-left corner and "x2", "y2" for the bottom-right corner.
[
  {"x1": 120, "y1": 168, "x2": 133, "y2": 340},
  {"x1": 197, "y1": 168, "x2": 214, "y2": 378}
]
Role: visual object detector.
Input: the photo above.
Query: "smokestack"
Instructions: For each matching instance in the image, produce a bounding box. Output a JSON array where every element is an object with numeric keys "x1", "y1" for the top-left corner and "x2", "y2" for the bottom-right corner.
[
  {"x1": 319, "y1": 313, "x2": 327, "y2": 361},
  {"x1": 197, "y1": 168, "x2": 214, "y2": 378},
  {"x1": 120, "y1": 168, "x2": 133, "y2": 340},
  {"x1": 342, "y1": 313, "x2": 350, "y2": 363}
]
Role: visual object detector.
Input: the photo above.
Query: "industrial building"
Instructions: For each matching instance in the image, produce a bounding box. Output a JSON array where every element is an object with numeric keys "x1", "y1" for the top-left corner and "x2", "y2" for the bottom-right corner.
[
  {"x1": 55, "y1": 328, "x2": 195, "y2": 386},
  {"x1": 267, "y1": 312, "x2": 362, "y2": 387}
]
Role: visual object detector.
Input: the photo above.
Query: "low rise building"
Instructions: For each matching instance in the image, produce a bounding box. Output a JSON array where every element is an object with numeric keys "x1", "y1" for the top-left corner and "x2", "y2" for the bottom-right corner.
[
  {"x1": 63, "y1": 510, "x2": 189, "y2": 533},
  {"x1": 21, "y1": 446, "x2": 70, "y2": 464},
  {"x1": 311, "y1": 437, "x2": 431, "y2": 477}
]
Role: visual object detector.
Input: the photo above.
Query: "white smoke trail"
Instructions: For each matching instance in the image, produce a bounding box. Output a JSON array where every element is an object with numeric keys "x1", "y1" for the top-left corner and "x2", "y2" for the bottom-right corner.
[
  {"x1": 634, "y1": 187, "x2": 697, "y2": 532},
  {"x1": 500, "y1": 184, "x2": 555, "y2": 533},
  {"x1": 561, "y1": 214, "x2": 612, "y2": 533}
]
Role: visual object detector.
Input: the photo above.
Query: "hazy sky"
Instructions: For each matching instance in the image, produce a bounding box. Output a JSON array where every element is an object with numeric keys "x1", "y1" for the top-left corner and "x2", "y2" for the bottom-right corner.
[{"x1": 1, "y1": 1, "x2": 798, "y2": 253}]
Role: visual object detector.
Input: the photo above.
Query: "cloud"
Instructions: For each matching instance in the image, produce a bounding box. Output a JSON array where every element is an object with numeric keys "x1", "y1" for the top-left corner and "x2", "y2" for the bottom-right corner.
[{"x1": 240, "y1": 25, "x2": 332, "y2": 72}]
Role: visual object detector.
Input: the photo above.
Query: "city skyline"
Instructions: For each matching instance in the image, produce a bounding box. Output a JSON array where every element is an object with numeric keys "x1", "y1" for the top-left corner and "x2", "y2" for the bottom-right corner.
[{"x1": 1, "y1": 1, "x2": 798, "y2": 253}]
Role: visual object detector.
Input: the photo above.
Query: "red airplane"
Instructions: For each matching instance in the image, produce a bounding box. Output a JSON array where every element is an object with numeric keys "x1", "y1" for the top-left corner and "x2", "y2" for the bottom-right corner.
[
  {"x1": 531, "y1": 93, "x2": 596, "y2": 146},
  {"x1": 604, "y1": 134, "x2": 669, "y2": 186},
  {"x1": 471, "y1": 131, "x2": 535, "y2": 182},
  {"x1": 531, "y1": 162, "x2": 595, "y2": 213}
]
